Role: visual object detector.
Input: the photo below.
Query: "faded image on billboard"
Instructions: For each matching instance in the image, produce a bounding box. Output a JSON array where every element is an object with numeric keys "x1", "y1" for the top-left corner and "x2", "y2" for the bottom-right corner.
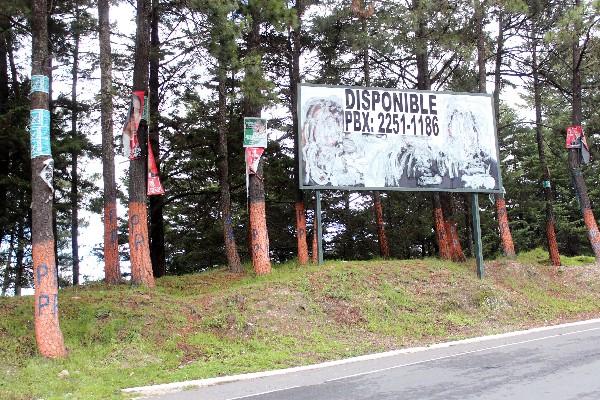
[{"x1": 298, "y1": 84, "x2": 502, "y2": 193}]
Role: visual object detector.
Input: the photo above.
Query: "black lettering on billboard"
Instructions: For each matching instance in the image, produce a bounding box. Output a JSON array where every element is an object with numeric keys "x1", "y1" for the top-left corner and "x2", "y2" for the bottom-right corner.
[
  {"x1": 361, "y1": 90, "x2": 370, "y2": 110},
  {"x1": 382, "y1": 92, "x2": 391, "y2": 111},
  {"x1": 345, "y1": 89, "x2": 355, "y2": 109},
  {"x1": 409, "y1": 94, "x2": 419, "y2": 113},
  {"x1": 345, "y1": 111, "x2": 353, "y2": 131},
  {"x1": 371, "y1": 90, "x2": 380, "y2": 110},
  {"x1": 353, "y1": 111, "x2": 361, "y2": 131},
  {"x1": 420, "y1": 94, "x2": 429, "y2": 114},
  {"x1": 429, "y1": 95, "x2": 437, "y2": 115}
]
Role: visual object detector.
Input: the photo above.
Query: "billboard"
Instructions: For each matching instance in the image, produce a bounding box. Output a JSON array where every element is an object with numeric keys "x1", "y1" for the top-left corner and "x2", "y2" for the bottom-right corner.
[{"x1": 298, "y1": 84, "x2": 502, "y2": 193}]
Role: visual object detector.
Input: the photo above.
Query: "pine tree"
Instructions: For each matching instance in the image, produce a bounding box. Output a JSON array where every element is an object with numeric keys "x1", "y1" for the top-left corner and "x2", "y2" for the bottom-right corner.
[
  {"x1": 128, "y1": 0, "x2": 155, "y2": 286},
  {"x1": 98, "y1": 0, "x2": 121, "y2": 283},
  {"x1": 30, "y1": 0, "x2": 67, "y2": 358}
]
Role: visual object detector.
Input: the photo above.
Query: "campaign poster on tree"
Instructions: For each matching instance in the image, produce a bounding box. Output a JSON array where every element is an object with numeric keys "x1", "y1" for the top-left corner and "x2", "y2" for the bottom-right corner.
[
  {"x1": 243, "y1": 117, "x2": 268, "y2": 148},
  {"x1": 298, "y1": 84, "x2": 502, "y2": 193}
]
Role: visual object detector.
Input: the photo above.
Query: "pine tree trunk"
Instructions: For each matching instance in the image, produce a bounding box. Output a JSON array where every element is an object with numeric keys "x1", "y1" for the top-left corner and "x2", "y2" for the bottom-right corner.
[
  {"x1": 245, "y1": 11, "x2": 271, "y2": 275},
  {"x1": 0, "y1": 15, "x2": 9, "y2": 237},
  {"x1": 441, "y1": 194, "x2": 466, "y2": 262},
  {"x1": 570, "y1": 3, "x2": 600, "y2": 262},
  {"x1": 98, "y1": 0, "x2": 121, "y2": 284},
  {"x1": 358, "y1": 11, "x2": 389, "y2": 259},
  {"x1": 414, "y1": 0, "x2": 447, "y2": 259},
  {"x1": 30, "y1": 0, "x2": 67, "y2": 358},
  {"x1": 14, "y1": 217, "x2": 25, "y2": 296},
  {"x1": 343, "y1": 192, "x2": 352, "y2": 259},
  {"x1": 2, "y1": 232, "x2": 14, "y2": 296},
  {"x1": 70, "y1": 10, "x2": 80, "y2": 286},
  {"x1": 491, "y1": 9, "x2": 516, "y2": 258},
  {"x1": 290, "y1": 0, "x2": 309, "y2": 265},
  {"x1": 129, "y1": 0, "x2": 155, "y2": 286},
  {"x1": 217, "y1": 71, "x2": 242, "y2": 273},
  {"x1": 149, "y1": 0, "x2": 166, "y2": 278},
  {"x1": 7, "y1": 26, "x2": 18, "y2": 98},
  {"x1": 432, "y1": 193, "x2": 451, "y2": 260},
  {"x1": 531, "y1": 27, "x2": 560, "y2": 266}
]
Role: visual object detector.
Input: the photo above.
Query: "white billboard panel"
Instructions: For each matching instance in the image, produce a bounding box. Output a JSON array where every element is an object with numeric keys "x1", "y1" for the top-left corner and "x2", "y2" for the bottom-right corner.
[{"x1": 298, "y1": 84, "x2": 502, "y2": 193}]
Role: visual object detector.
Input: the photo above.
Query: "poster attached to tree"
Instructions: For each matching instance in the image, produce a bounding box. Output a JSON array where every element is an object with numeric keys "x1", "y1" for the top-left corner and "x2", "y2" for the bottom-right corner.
[
  {"x1": 243, "y1": 117, "x2": 268, "y2": 148},
  {"x1": 298, "y1": 84, "x2": 502, "y2": 193}
]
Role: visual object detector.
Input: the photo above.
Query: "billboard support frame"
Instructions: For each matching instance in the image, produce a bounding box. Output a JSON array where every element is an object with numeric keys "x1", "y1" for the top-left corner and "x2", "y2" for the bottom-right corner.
[
  {"x1": 471, "y1": 193, "x2": 485, "y2": 278},
  {"x1": 316, "y1": 190, "x2": 324, "y2": 265}
]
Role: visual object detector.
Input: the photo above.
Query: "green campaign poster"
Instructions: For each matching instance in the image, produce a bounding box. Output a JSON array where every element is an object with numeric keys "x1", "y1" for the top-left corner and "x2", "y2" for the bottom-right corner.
[{"x1": 243, "y1": 117, "x2": 268, "y2": 148}]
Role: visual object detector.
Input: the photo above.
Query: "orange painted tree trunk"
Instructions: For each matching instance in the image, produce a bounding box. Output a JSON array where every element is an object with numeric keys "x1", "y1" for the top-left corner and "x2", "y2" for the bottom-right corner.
[
  {"x1": 531, "y1": 23, "x2": 560, "y2": 266},
  {"x1": 413, "y1": 1, "x2": 449, "y2": 260},
  {"x1": 570, "y1": 2, "x2": 600, "y2": 262},
  {"x1": 148, "y1": 0, "x2": 166, "y2": 278},
  {"x1": 355, "y1": 3, "x2": 390, "y2": 259},
  {"x1": 217, "y1": 72, "x2": 242, "y2": 273},
  {"x1": 441, "y1": 194, "x2": 466, "y2": 262},
  {"x1": 373, "y1": 192, "x2": 390, "y2": 258},
  {"x1": 245, "y1": 6, "x2": 271, "y2": 275},
  {"x1": 490, "y1": 8, "x2": 516, "y2": 258},
  {"x1": 433, "y1": 194, "x2": 451, "y2": 260},
  {"x1": 99, "y1": 0, "x2": 120, "y2": 284},
  {"x1": 30, "y1": 0, "x2": 67, "y2": 358},
  {"x1": 290, "y1": 0, "x2": 308, "y2": 265},
  {"x1": 128, "y1": 0, "x2": 155, "y2": 286}
]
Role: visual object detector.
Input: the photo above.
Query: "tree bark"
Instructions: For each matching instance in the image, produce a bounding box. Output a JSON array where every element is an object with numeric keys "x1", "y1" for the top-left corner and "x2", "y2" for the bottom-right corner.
[
  {"x1": 290, "y1": 0, "x2": 309, "y2": 265},
  {"x1": 149, "y1": 0, "x2": 166, "y2": 278},
  {"x1": 570, "y1": 0, "x2": 600, "y2": 262},
  {"x1": 0, "y1": 15, "x2": 9, "y2": 235},
  {"x1": 128, "y1": 0, "x2": 155, "y2": 286},
  {"x1": 531, "y1": 25, "x2": 560, "y2": 266},
  {"x1": 245, "y1": 9, "x2": 271, "y2": 275},
  {"x1": 217, "y1": 71, "x2": 242, "y2": 273},
  {"x1": 70, "y1": 7, "x2": 80, "y2": 286},
  {"x1": 99, "y1": 0, "x2": 121, "y2": 284},
  {"x1": 432, "y1": 193, "x2": 451, "y2": 260},
  {"x1": 491, "y1": 8, "x2": 516, "y2": 257},
  {"x1": 413, "y1": 0, "x2": 450, "y2": 259},
  {"x1": 14, "y1": 216, "x2": 25, "y2": 296},
  {"x1": 2, "y1": 232, "x2": 14, "y2": 296},
  {"x1": 31, "y1": 0, "x2": 67, "y2": 358}
]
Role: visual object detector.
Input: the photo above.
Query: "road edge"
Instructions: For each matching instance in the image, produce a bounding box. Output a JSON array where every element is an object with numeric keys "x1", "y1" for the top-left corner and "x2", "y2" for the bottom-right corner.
[{"x1": 122, "y1": 317, "x2": 600, "y2": 398}]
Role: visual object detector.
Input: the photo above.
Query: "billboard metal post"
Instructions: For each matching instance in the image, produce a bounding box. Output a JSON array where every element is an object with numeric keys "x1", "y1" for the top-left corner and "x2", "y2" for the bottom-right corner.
[
  {"x1": 471, "y1": 193, "x2": 484, "y2": 278},
  {"x1": 316, "y1": 190, "x2": 324, "y2": 265}
]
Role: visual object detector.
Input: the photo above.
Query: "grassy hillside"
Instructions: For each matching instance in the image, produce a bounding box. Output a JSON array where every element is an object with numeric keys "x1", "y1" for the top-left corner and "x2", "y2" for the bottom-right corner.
[{"x1": 1, "y1": 254, "x2": 599, "y2": 399}]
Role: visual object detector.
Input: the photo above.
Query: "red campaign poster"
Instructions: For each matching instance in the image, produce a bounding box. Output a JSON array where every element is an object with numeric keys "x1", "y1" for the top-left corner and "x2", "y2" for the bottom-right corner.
[
  {"x1": 245, "y1": 147, "x2": 264, "y2": 174},
  {"x1": 147, "y1": 141, "x2": 165, "y2": 196},
  {"x1": 566, "y1": 125, "x2": 583, "y2": 149},
  {"x1": 122, "y1": 91, "x2": 145, "y2": 160}
]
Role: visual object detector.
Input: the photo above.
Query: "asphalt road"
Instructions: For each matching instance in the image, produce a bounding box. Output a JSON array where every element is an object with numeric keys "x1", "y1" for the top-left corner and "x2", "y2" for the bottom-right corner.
[{"x1": 150, "y1": 320, "x2": 600, "y2": 400}]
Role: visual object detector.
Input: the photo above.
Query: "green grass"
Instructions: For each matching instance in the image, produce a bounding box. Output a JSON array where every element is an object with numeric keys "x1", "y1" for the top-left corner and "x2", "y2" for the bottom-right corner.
[
  {"x1": 1, "y1": 257, "x2": 599, "y2": 399},
  {"x1": 516, "y1": 247, "x2": 596, "y2": 266}
]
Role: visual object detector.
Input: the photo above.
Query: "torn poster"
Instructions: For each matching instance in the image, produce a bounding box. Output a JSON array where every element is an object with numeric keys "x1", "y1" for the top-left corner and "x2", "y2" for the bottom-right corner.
[
  {"x1": 147, "y1": 141, "x2": 164, "y2": 196},
  {"x1": 122, "y1": 91, "x2": 145, "y2": 160},
  {"x1": 30, "y1": 109, "x2": 51, "y2": 158},
  {"x1": 40, "y1": 158, "x2": 54, "y2": 203},
  {"x1": 245, "y1": 147, "x2": 264, "y2": 174},
  {"x1": 243, "y1": 117, "x2": 268, "y2": 148},
  {"x1": 566, "y1": 125, "x2": 590, "y2": 164}
]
